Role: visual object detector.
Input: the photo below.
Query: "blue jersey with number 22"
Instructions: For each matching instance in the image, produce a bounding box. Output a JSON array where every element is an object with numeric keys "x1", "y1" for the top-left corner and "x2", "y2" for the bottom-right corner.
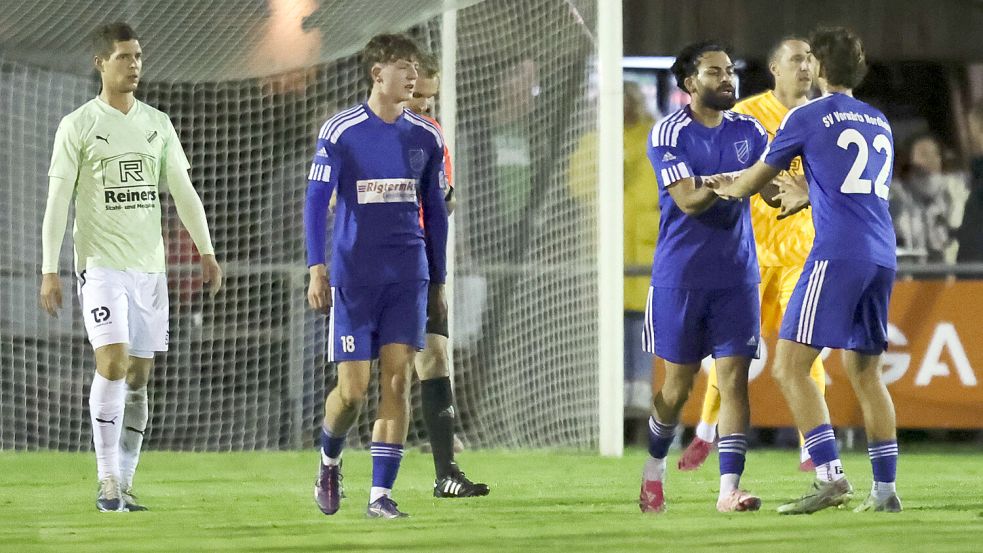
[{"x1": 764, "y1": 92, "x2": 897, "y2": 269}]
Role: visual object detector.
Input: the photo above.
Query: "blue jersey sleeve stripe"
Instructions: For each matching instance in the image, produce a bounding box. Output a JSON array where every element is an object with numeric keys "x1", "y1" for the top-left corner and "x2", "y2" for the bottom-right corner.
[
  {"x1": 318, "y1": 105, "x2": 364, "y2": 139},
  {"x1": 675, "y1": 162, "x2": 691, "y2": 179},
  {"x1": 651, "y1": 109, "x2": 689, "y2": 148},
  {"x1": 320, "y1": 106, "x2": 365, "y2": 140},
  {"x1": 328, "y1": 113, "x2": 369, "y2": 144},
  {"x1": 323, "y1": 107, "x2": 365, "y2": 135},
  {"x1": 651, "y1": 109, "x2": 683, "y2": 147},
  {"x1": 665, "y1": 117, "x2": 692, "y2": 147},
  {"x1": 403, "y1": 112, "x2": 444, "y2": 148},
  {"x1": 403, "y1": 110, "x2": 444, "y2": 140}
]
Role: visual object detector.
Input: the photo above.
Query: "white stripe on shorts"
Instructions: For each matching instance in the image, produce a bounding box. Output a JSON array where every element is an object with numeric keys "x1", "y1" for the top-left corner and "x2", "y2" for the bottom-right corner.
[
  {"x1": 643, "y1": 286, "x2": 655, "y2": 353},
  {"x1": 328, "y1": 287, "x2": 336, "y2": 362},
  {"x1": 797, "y1": 260, "x2": 828, "y2": 343}
]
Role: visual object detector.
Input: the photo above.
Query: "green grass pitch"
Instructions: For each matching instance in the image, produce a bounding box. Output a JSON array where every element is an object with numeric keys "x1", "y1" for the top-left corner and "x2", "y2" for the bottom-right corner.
[{"x1": 1, "y1": 447, "x2": 980, "y2": 552}]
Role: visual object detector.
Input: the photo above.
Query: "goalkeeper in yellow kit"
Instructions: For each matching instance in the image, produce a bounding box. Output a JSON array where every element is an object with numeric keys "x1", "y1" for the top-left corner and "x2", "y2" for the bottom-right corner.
[{"x1": 678, "y1": 37, "x2": 826, "y2": 472}]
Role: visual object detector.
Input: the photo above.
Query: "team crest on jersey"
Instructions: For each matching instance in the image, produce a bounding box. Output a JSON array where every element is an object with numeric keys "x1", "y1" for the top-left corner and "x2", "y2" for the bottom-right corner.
[
  {"x1": 408, "y1": 149, "x2": 426, "y2": 172},
  {"x1": 734, "y1": 139, "x2": 750, "y2": 164},
  {"x1": 146, "y1": 130, "x2": 158, "y2": 143}
]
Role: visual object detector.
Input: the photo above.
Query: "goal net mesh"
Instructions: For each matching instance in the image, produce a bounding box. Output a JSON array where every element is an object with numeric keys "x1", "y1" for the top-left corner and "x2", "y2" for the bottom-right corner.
[{"x1": 0, "y1": 0, "x2": 601, "y2": 451}]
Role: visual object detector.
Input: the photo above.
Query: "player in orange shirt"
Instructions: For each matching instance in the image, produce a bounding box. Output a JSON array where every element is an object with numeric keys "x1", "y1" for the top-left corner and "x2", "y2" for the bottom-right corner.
[
  {"x1": 678, "y1": 37, "x2": 827, "y2": 472},
  {"x1": 401, "y1": 53, "x2": 488, "y2": 497}
]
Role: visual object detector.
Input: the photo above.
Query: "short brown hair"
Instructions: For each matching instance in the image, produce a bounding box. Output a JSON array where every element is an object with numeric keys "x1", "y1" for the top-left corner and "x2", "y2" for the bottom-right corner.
[
  {"x1": 767, "y1": 35, "x2": 809, "y2": 65},
  {"x1": 809, "y1": 26, "x2": 868, "y2": 89},
  {"x1": 91, "y1": 22, "x2": 139, "y2": 59},
  {"x1": 359, "y1": 33, "x2": 423, "y2": 87},
  {"x1": 418, "y1": 52, "x2": 440, "y2": 79}
]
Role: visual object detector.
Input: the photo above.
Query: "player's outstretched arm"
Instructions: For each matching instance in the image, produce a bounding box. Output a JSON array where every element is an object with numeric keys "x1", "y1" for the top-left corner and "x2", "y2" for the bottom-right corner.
[
  {"x1": 774, "y1": 173, "x2": 811, "y2": 220},
  {"x1": 705, "y1": 161, "x2": 781, "y2": 200}
]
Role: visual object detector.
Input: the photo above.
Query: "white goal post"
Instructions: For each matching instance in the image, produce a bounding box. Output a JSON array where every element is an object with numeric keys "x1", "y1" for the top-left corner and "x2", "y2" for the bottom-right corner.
[{"x1": 0, "y1": 0, "x2": 624, "y2": 455}]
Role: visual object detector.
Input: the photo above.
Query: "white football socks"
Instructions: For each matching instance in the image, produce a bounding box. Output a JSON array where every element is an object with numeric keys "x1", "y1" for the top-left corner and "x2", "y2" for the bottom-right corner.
[
  {"x1": 871, "y1": 481, "x2": 897, "y2": 500},
  {"x1": 719, "y1": 473, "x2": 740, "y2": 499},
  {"x1": 89, "y1": 373, "x2": 126, "y2": 481},
  {"x1": 320, "y1": 449, "x2": 341, "y2": 466},
  {"x1": 119, "y1": 385, "x2": 148, "y2": 490},
  {"x1": 695, "y1": 421, "x2": 717, "y2": 443},
  {"x1": 815, "y1": 459, "x2": 845, "y2": 482},
  {"x1": 643, "y1": 457, "x2": 667, "y2": 482},
  {"x1": 369, "y1": 486, "x2": 391, "y2": 503}
]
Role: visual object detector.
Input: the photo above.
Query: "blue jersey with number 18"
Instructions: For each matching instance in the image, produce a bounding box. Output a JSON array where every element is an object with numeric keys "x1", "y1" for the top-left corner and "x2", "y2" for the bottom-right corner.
[{"x1": 764, "y1": 92, "x2": 897, "y2": 269}]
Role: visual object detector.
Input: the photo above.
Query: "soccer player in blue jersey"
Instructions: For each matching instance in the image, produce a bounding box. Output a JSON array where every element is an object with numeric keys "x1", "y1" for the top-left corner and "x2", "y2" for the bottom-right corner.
[
  {"x1": 639, "y1": 41, "x2": 768, "y2": 514},
  {"x1": 706, "y1": 27, "x2": 902, "y2": 514},
  {"x1": 305, "y1": 33, "x2": 448, "y2": 519}
]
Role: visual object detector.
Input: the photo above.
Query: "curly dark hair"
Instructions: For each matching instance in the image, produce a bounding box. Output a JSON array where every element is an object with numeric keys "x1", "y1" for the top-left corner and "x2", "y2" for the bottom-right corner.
[
  {"x1": 809, "y1": 26, "x2": 868, "y2": 89},
  {"x1": 670, "y1": 40, "x2": 731, "y2": 94}
]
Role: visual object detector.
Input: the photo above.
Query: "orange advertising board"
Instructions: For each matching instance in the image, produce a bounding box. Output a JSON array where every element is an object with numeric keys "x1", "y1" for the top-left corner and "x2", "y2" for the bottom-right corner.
[{"x1": 678, "y1": 279, "x2": 983, "y2": 428}]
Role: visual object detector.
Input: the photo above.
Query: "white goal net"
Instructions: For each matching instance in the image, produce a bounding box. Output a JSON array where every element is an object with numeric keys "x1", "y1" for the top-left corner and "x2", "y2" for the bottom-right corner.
[{"x1": 0, "y1": 0, "x2": 604, "y2": 451}]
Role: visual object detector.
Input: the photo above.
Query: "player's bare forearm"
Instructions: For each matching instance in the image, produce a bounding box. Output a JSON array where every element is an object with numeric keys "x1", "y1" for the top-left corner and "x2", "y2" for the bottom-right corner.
[
  {"x1": 39, "y1": 273, "x2": 63, "y2": 317},
  {"x1": 707, "y1": 161, "x2": 780, "y2": 199},
  {"x1": 666, "y1": 177, "x2": 718, "y2": 216},
  {"x1": 307, "y1": 264, "x2": 331, "y2": 314},
  {"x1": 199, "y1": 254, "x2": 223, "y2": 297}
]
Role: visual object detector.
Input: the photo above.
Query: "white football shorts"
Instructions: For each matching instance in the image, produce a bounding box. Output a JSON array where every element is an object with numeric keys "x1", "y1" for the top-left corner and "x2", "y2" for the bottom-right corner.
[{"x1": 76, "y1": 267, "x2": 169, "y2": 357}]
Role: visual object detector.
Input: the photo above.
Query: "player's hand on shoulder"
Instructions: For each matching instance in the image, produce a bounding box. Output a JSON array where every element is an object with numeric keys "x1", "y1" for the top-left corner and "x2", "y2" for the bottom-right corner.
[
  {"x1": 39, "y1": 273, "x2": 62, "y2": 317},
  {"x1": 307, "y1": 265, "x2": 331, "y2": 314},
  {"x1": 200, "y1": 254, "x2": 224, "y2": 297},
  {"x1": 427, "y1": 283, "x2": 447, "y2": 322},
  {"x1": 775, "y1": 173, "x2": 810, "y2": 220}
]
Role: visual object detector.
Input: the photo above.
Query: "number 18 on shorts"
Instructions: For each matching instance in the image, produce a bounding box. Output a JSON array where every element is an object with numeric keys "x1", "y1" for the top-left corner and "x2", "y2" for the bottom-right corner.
[{"x1": 328, "y1": 280, "x2": 428, "y2": 362}]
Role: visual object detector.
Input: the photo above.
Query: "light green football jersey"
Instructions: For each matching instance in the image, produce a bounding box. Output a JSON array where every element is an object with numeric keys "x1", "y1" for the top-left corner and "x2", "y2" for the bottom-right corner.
[{"x1": 48, "y1": 97, "x2": 190, "y2": 273}]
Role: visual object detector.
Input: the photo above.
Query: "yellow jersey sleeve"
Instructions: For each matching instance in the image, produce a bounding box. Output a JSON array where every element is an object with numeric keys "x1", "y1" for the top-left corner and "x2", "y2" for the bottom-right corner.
[{"x1": 733, "y1": 92, "x2": 814, "y2": 267}]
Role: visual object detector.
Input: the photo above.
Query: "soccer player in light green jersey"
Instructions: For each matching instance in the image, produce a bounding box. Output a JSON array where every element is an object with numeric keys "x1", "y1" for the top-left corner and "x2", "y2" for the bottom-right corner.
[{"x1": 39, "y1": 22, "x2": 223, "y2": 512}]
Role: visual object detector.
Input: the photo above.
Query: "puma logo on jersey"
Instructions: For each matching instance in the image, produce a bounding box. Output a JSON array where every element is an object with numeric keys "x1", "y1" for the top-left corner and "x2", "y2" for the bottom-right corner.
[
  {"x1": 96, "y1": 134, "x2": 109, "y2": 144},
  {"x1": 662, "y1": 151, "x2": 676, "y2": 162}
]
